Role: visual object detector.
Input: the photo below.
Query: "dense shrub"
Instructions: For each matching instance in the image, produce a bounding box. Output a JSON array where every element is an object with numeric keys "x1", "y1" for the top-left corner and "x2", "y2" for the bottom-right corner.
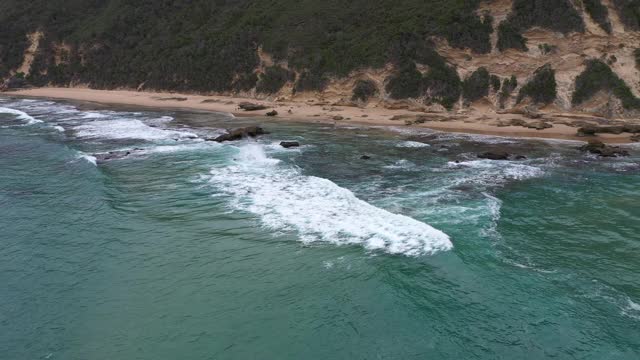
[
  {"x1": 232, "y1": 73, "x2": 258, "y2": 92},
  {"x1": 385, "y1": 62, "x2": 423, "y2": 100},
  {"x1": 497, "y1": 22, "x2": 528, "y2": 52},
  {"x1": 612, "y1": 0, "x2": 640, "y2": 30},
  {"x1": 423, "y1": 65, "x2": 461, "y2": 110},
  {"x1": 294, "y1": 71, "x2": 329, "y2": 93},
  {"x1": 583, "y1": 0, "x2": 613, "y2": 34},
  {"x1": 538, "y1": 43, "x2": 557, "y2": 55},
  {"x1": 572, "y1": 59, "x2": 640, "y2": 109},
  {"x1": 517, "y1": 64, "x2": 557, "y2": 104},
  {"x1": 635, "y1": 48, "x2": 640, "y2": 69},
  {"x1": 352, "y1": 79, "x2": 378, "y2": 102},
  {"x1": 462, "y1": 67, "x2": 490, "y2": 103},
  {"x1": 498, "y1": 0, "x2": 584, "y2": 52},
  {"x1": 508, "y1": 0, "x2": 585, "y2": 34},
  {"x1": 0, "y1": 0, "x2": 494, "y2": 92},
  {"x1": 490, "y1": 75, "x2": 501, "y2": 92},
  {"x1": 445, "y1": 13, "x2": 494, "y2": 54},
  {"x1": 256, "y1": 66, "x2": 295, "y2": 94},
  {"x1": 499, "y1": 75, "x2": 518, "y2": 108}
]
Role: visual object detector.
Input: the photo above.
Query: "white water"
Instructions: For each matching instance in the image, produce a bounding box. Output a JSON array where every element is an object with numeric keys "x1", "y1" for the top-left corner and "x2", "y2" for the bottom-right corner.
[
  {"x1": 208, "y1": 143, "x2": 452, "y2": 256},
  {"x1": 0, "y1": 107, "x2": 42, "y2": 125},
  {"x1": 74, "y1": 118, "x2": 197, "y2": 141}
]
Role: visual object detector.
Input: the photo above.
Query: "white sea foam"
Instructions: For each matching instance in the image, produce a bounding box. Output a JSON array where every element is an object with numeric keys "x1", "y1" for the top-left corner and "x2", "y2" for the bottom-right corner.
[
  {"x1": 53, "y1": 125, "x2": 65, "y2": 132},
  {"x1": 77, "y1": 153, "x2": 97, "y2": 166},
  {"x1": 396, "y1": 141, "x2": 431, "y2": 148},
  {"x1": 384, "y1": 159, "x2": 417, "y2": 170},
  {"x1": 0, "y1": 107, "x2": 42, "y2": 125},
  {"x1": 74, "y1": 119, "x2": 197, "y2": 141},
  {"x1": 447, "y1": 159, "x2": 544, "y2": 186},
  {"x1": 81, "y1": 112, "x2": 111, "y2": 119},
  {"x1": 208, "y1": 144, "x2": 452, "y2": 256}
]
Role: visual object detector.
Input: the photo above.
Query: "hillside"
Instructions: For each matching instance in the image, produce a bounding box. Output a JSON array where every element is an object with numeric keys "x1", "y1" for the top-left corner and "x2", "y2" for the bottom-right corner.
[{"x1": 2, "y1": 0, "x2": 640, "y2": 119}]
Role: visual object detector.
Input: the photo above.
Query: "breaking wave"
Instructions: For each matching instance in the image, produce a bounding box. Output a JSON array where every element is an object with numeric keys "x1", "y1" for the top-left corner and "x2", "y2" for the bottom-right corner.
[{"x1": 207, "y1": 143, "x2": 452, "y2": 256}]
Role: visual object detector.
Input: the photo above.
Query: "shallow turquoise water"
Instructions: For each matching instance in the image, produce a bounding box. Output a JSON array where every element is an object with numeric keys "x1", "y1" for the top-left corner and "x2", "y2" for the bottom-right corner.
[{"x1": 1, "y1": 98, "x2": 639, "y2": 359}]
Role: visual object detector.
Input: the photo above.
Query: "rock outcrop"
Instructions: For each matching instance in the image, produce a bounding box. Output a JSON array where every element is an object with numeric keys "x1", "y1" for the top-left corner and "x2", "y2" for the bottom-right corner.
[{"x1": 207, "y1": 126, "x2": 268, "y2": 142}]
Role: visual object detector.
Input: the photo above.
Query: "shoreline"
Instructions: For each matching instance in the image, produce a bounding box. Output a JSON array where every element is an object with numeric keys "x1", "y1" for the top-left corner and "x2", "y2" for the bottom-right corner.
[{"x1": 5, "y1": 87, "x2": 638, "y2": 144}]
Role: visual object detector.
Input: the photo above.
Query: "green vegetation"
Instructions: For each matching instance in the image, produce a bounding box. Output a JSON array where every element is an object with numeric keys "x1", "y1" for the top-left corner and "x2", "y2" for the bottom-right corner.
[
  {"x1": 294, "y1": 71, "x2": 329, "y2": 93},
  {"x1": 385, "y1": 62, "x2": 423, "y2": 100},
  {"x1": 635, "y1": 48, "x2": 640, "y2": 69},
  {"x1": 583, "y1": 0, "x2": 613, "y2": 34},
  {"x1": 508, "y1": 0, "x2": 584, "y2": 34},
  {"x1": 422, "y1": 64, "x2": 461, "y2": 110},
  {"x1": 490, "y1": 75, "x2": 501, "y2": 92},
  {"x1": 384, "y1": 35, "x2": 462, "y2": 109},
  {"x1": 497, "y1": 22, "x2": 528, "y2": 52},
  {"x1": 499, "y1": 75, "x2": 518, "y2": 108},
  {"x1": 352, "y1": 80, "x2": 378, "y2": 102},
  {"x1": 0, "y1": 0, "x2": 493, "y2": 92},
  {"x1": 462, "y1": 67, "x2": 490, "y2": 103},
  {"x1": 517, "y1": 64, "x2": 556, "y2": 104},
  {"x1": 232, "y1": 73, "x2": 259, "y2": 93},
  {"x1": 612, "y1": 0, "x2": 640, "y2": 30},
  {"x1": 256, "y1": 66, "x2": 295, "y2": 95},
  {"x1": 572, "y1": 59, "x2": 640, "y2": 109},
  {"x1": 538, "y1": 43, "x2": 557, "y2": 55},
  {"x1": 497, "y1": 0, "x2": 584, "y2": 52}
]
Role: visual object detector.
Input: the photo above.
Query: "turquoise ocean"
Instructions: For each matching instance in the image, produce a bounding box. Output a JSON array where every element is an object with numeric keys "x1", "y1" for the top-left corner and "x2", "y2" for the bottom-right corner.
[{"x1": 1, "y1": 97, "x2": 639, "y2": 359}]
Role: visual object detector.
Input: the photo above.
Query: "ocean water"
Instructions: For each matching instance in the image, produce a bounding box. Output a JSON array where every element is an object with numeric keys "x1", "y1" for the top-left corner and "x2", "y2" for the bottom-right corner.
[{"x1": 1, "y1": 97, "x2": 639, "y2": 359}]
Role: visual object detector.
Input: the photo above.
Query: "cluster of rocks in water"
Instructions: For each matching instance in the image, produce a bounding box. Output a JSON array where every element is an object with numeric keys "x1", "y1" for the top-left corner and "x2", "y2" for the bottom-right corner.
[
  {"x1": 579, "y1": 140, "x2": 629, "y2": 157},
  {"x1": 206, "y1": 126, "x2": 268, "y2": 142},
  {"x1": 477, "y1": 151, "x2": 527, "y2": 161}
]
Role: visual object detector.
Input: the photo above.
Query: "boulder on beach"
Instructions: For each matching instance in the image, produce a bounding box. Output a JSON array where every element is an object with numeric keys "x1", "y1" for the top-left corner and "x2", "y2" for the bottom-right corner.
[
  {"x1": 238, "y1": 102, "x2": 268, "y2": 111},
  {"x1": 208, "y1": 126, "x2": 268, "y2": 142},
  {"x1": 266, "y1": 110, "x2": 278, "y2": 116},
  {"x1": 579, "y1": 140, "x2": 629, "y2": 157},
  {"x1": 280, "y1": 141, "x2": 300, "y2": 148}
]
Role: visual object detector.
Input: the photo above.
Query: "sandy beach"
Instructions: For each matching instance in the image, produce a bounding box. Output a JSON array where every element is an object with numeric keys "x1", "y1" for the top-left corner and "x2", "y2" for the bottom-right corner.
[{"x1": 6, "y1": 87, "x2": 638, "y2": 143}]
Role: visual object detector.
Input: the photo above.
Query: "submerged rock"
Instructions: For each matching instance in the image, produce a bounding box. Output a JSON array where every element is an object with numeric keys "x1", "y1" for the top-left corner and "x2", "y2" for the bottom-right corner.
[
  {"x1": 208, "y1": 126, "x2": 268, "y2": 142},
  {"x1": 478, "y1": 151, "x2": 510, "y2": 160},
  {"x1": 579, "y1": 140, "x2": 629, "y2": 157},
  {"x1": 360, "y1": 155, "x2": 372, "y2": 160},
  {"x1": 280, "y1": 141, "x2": 300, "y2": 148},
  {"x1": 94, "y1": 148, "x2": 143, "y2": 163}
]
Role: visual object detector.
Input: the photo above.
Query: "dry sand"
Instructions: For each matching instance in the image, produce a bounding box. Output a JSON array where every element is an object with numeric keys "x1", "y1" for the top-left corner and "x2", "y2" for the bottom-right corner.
[{"x1": 6, "y1": 87, "x2": 637, "y2": 143}]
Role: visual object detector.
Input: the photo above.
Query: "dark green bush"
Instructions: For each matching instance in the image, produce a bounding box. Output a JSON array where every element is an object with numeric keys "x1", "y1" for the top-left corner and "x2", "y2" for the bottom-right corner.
[
  {"x1": 612, "y1": 0, "x2": 640, "y2": 30},
  {"x1": 462, "y1": 67, "x2": 490, "y2": 103},
  {"x1": 517, "y1": 64, "x2": 557, "y2": 104},
  {"x1": 508, "y1": 0, "x2": 585, "y2": 34},
  {"x1": 499, "y1": 75, "x2": 518, "y2": 108},
  {"x1": 385, "y1": 62, "x2": 423, "y2": 100},
  {"x1": 352, "y1": 79, "x2": 378, "y2": 102},
  {"x1": 538, "y1": 43, "x2": 557, "y2": 55},
  {"x1": 572, "y1": 59, "x2": 640, "y2": 109},
  {"x1": 423, "y1": 65, "x2": 461, "y2": 110},
  {"x1": 497, "y1": 21, "x2": 528, "y2": 52},
  {"x1": 294, "y1": 71, "x2": 329, "y2": 93},
  {"x1": 256, "y1": 66, "x2": 295, "y2": 94},
  {"x1": 635, "y1": 48, "x2": 640, "y2": 69},
  {"x1": 583, "y1": 0, "x2": 613, "y2": 33},
  {"x1": 490, "y1": 75, "x2": 501, "y2": 92},
  {"x1": 0, "y1": 0, "x2": 494, "y2": 92},
  {"x1": 232, "y1": 73, "x2": 258, "y2": 92}
]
